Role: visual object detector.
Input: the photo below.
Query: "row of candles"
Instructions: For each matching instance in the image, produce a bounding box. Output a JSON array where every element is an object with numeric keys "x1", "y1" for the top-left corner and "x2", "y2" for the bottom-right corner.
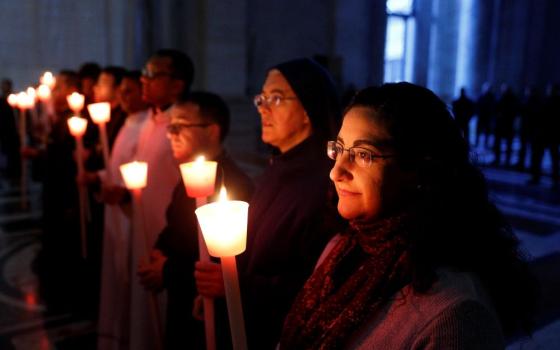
[
  {"x1": 10, "y1": 71, "x2": 247, "y2": 349},
  {"x1": 121, "y1": 157, "x2": 248, "y2": 350}
]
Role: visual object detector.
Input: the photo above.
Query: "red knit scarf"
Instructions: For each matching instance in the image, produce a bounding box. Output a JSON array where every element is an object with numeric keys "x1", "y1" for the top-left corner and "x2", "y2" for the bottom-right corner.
[{"x1": 280, "y1": 214, "x2": 412, "y2": 350}]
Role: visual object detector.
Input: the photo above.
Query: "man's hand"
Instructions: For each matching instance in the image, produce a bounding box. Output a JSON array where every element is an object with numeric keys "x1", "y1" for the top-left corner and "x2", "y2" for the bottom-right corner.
[
  {"x1": 194, "y1": 261, "x2": 225, "y2": 298},
  {"x1": 137, "y1": 250, "x2": 167, "y2": 292}
]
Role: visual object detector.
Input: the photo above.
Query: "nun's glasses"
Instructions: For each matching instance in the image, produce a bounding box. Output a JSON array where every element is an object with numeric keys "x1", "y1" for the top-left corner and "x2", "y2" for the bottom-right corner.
[{"x1": 253, "y1": 94, "x2": 297, "y2": 108}]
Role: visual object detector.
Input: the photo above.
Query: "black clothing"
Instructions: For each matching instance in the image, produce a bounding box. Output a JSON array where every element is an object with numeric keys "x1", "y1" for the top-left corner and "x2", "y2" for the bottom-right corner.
[
  {"x1": 238, "y1": 135, "x2": 342, "y2": 350},
  {"x1": 452, "y1": 95, "x2": 475, "y2": 145},
  {"x1": 154, "y1": 152, "x2": 254, "y2": 350},
  {"x1": 0, "y1": 98, "x2": 21, "y2": 180}
]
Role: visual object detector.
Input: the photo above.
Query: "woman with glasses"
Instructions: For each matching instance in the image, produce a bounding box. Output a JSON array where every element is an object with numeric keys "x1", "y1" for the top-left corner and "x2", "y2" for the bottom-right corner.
[
  {"x1": 280, "y1": 83, "x2": 537, "y2": 349},
  {"x1": 195, "y1": 58, "x2": 343, "y2": 349}
]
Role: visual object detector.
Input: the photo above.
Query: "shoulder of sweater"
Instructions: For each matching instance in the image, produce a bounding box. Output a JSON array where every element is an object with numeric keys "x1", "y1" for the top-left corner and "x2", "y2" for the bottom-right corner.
[
  {"x1": 410, "y1": 299, "x2": 505, "y2": 349},
  {"x1": 349, "y1": 269, "x2": 502, "y2": 349}
]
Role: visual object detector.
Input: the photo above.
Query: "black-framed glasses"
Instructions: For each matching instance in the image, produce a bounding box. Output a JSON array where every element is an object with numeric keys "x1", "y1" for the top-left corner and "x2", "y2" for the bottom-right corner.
[
  {"x1": 167, "y1": 122, "x2": 213, "y2": 134},
  {"x1": 141, "y1": 68, "x2": 174, "y2": 80},
  {"x1": 327, "y1": 141, "x2": 395, "y2": 167},
  {"x1": 253, "y1": 94, "x2": 297, "y2": 108}
]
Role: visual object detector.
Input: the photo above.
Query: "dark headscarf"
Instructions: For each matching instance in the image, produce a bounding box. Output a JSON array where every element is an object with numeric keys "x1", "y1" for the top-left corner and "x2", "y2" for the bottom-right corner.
[{"x1": 272, "y1": 58, "x2": 341, "y2": 141}]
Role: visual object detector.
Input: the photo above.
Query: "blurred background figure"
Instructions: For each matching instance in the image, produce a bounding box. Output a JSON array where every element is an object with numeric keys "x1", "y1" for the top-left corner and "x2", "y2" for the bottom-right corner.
[
  {"x1": 475, "y1": 82, "x2": 496, "y2": 150},
  {"x1": 452, "y1": 87, "x2": 476, "y2": 146},
  {"x1": 0, "y1": 78, "x2": 21, "y2": 184}
]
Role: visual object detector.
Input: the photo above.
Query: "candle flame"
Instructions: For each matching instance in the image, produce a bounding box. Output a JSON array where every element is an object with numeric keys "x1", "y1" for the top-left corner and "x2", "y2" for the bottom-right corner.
[
  {"x1": 195, "y1": 155, "x2": 205, "y2": 163},
  {"x1": 37, "y1": 84, "x2": 51, "y2": 101},
  {"x1": 219, "y1": 186, "x2": 228, "y2": 202}
]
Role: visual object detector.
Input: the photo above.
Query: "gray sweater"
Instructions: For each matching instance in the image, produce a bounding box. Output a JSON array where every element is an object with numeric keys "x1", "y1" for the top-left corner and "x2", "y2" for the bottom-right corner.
[{"x1": 315, "y1": 235, "x2": 506, "y2": 349}]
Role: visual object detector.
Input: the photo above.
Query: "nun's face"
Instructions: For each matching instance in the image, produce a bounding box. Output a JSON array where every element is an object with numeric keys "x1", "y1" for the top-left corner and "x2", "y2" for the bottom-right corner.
[{"x1": 256, "y1": 70, "x2": 312, "y2": 153}]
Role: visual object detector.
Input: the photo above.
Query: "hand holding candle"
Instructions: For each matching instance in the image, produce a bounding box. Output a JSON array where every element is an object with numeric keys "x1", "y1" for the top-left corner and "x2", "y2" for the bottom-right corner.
[
  {"x1": 181, "y1": 155, "x2": 218, "y2": 350},
  {"x1": 119, "y1": 161, "x2": 164, "y2": 349}
]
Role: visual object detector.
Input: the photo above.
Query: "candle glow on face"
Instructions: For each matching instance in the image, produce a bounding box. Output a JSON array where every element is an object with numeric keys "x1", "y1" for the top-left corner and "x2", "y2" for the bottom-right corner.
[
  {"x1": 180, "y1": 155, "x2": 217, "y2": 198},
  {"x1": 37, "y1": 84, "x2": 51, "y2": 101},
  {"x1": 67, "y1": 92, "x2": 85, "y2": 113},
  {"x1": 40, "y1": 71, "x2": 56, "y2": 89},
  {"x1": 195, "y1": 186, "x2": 248, "y2": 257},
  {"x1": 120, "y1": 161, "x2": 148, "y2": 190},
  {"x1": 87, "y1": 102, "x2": 111, "y2": 124},
  {"x1": 67, "y1": 116, "x2": 88, "y2": 137}
]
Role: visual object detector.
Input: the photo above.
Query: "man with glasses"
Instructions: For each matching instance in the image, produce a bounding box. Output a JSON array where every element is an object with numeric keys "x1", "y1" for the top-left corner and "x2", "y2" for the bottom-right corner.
[
  {"x1": 125, "y1": 49, "x2": 194, "y2": 350},
  {"x1": 137, "y1": 91, "x2": 254, "y2": 350}
]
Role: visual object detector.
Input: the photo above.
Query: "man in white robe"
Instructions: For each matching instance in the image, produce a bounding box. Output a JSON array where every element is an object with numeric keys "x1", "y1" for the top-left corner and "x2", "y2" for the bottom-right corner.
[{"x1": 128, "y1": 49, "x2": 195, "y2": 350}]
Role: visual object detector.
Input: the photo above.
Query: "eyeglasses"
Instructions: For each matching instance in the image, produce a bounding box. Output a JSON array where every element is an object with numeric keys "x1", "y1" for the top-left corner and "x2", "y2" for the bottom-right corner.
[
  {"x1": 141, "y1": 68, "x2": 174, "y2": 80},
  {"x1": 167, "y1": 122, "x2": 213, "y2": 134},
  {"x1": 253, "y1": 94, "x2": 297, "y2": 108},
  {"x1": 327, "y1": 141, "x2": 395, "y2": 167}
]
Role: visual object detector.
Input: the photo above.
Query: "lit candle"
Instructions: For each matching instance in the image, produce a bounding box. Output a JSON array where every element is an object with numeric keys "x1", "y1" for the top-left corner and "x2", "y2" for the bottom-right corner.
[
  {"x1": 26, "y1": 87, "x2": 36, "y2": 102},
  {"x1": 40, "y1": 71, "x2": 56, "y2": 89},
  {"x1": 67, "y1": 92, "x2": 85, "y2": 113},
  {"x1": 87, "y1": 102, "x2": 111, "y2": 124},
  {"x1": 37, "y1": 84, "x2": 51, "y2": 101},
  {"x1": 67, "y1": 116, "x2": 88, "y2": 137},
  {"x1": 180, "y1": 156, "x2": 218, "y2": 198},
  {"x1": 67, "y1": 116, "x2": 89, "y2": 258},
  {"x1": 119, "y1": 161, "x2": 164, "y2": 348},
  {"x1": 195, "y1": 187, "x2": 248, "y2": 350},
  {"x1": 181, "y1": 155, "x2": 218, "y2": 350},
  {"x1": 17, "y1": 91, "x2": 34, "y2": 110},
  {"x1": 119, "y1": 161, "x2": 148, "y2": 190},
  {"x1": 7, "y1": 93, "x2": 18, "y2": 108},
  {"x1": 195, "y1": 187, "x2": 248, "y2": 257},
  {"x1": 87, "y1": 102, "x2": 112, "y2": 170}
]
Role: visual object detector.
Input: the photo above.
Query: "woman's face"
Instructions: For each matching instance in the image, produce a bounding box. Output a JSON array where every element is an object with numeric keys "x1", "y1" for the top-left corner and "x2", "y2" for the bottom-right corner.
[
  {"x1": 256, "y1": 69, "x2": 312, "y2": 153},
  {"x1": 330, "y1": 107, "x2": 414, "y2": 221}
]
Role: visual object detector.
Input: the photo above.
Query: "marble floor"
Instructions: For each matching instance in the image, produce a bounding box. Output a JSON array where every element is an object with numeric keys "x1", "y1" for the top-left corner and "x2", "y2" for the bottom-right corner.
[{"x1": 0, "y1": 112, "x2": 559, "y2": 349}]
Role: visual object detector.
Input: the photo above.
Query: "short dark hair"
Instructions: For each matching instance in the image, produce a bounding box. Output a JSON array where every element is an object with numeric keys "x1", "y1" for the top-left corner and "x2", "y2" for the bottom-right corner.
[
  {"x1": 184, "y1": 91, "x2": 230, "y2": 143},
  {"x1": 151, "y1": 49, "x2": 195, "y2": 99},
  {"x1": 101, "y1": 66, "x2": 127, "y2": 87},
  {"x1": 78, "y1": 62, "x2": 101, "y2": 80},
  {"x1": 123, "y1": 70, "x2": 142, "y2": 81}
]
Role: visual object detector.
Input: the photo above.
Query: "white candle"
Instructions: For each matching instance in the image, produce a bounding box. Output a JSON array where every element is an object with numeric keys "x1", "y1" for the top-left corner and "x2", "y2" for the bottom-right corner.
[
  {"x1": 40, "y1": 71, "x2": 56, "y2": 89},
  {"x1": 195, "y1": 186, "x2": 249, "y2": 350},
  {"x1": 67, "y1": 116, "x2": 88, "y2": 138},
  {"x1": 87, "y1": 102, "x2": 111, "y2": 124},
  {"x1": 7, "y1": 93, "x2": 18, "y2": 108},
  {"x1": 87, "y1": 102, "x2": 112, "y2": 170},
  {"x1": 68, "y1": 116, "x2": 89, "y2": 258},
  {"x1": 119, "y1": 161, "x2": 148, "y2": 190},
  {"x1": 67, "y1": 92, "x2": 85, "y2": 113},
  {"x1": 180, "y1": 155, "x2": 218, "y2": 198},
  {"x1": 195, "y1": 187, "x2": 248, "y2": 257},
  {"x1": 26, "y1": 87, "x2": 36, "y2": 102},
  {"x1": 37, "y1": 84, "x2": 51, "y2": 101}
]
